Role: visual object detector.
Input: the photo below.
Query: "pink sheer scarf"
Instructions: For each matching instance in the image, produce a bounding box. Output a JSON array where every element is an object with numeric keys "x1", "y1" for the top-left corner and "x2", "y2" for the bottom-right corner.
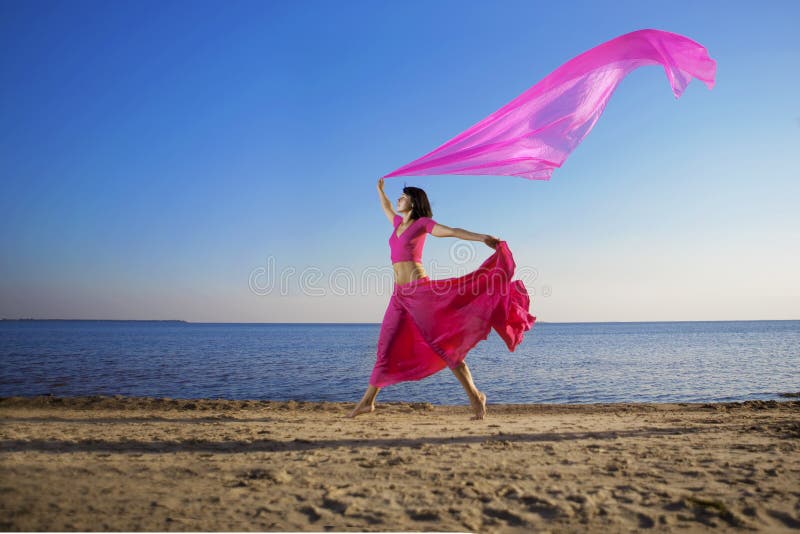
[{"x1": 383, "y1": 29, "x2": 716, "y2": 181}]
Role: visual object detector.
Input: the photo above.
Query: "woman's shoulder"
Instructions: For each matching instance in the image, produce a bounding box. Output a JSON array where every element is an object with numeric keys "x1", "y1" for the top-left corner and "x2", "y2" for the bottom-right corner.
[{"x1": 417, "y1": 215, "x2": 437, "y2": 233}]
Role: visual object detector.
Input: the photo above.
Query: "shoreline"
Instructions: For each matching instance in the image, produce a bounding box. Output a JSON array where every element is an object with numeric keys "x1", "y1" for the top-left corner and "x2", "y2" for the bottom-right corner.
[
  {"x1": 3, "y1": 319, "x2": 800, "y2": 323},
  {"x1": 2, "y1": 394, "x2": 798, "y2": 411},
  {"x1": 1, "y1": 396, "x2": 798, "y2": 531}
]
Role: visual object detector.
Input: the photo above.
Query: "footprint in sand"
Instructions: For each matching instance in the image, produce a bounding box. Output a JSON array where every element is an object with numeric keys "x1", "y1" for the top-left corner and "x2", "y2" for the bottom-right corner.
[
  {"x1": 521, "y1": 495, "x2": 569, "y2": 519},
  {"x1": 483, "y1": 506, "x2": 527, "y2": 527},
  {"x1": 407, "y1": 508, "x2": 440, "y2": 521}
]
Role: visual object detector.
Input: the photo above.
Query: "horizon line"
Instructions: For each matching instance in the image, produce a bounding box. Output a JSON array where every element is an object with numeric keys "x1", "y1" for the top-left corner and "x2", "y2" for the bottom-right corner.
[{"x1": 2, "y1": 318, "x2": 799, "y2": 325}]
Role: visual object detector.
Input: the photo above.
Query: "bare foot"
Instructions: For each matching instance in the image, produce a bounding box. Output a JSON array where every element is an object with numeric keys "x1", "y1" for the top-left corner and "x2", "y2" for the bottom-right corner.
[
  {"x1": 346, "y1": 403, "x2": 375, "y2": 418},
  {"x1": 470, "y1": 391, "x2": 487, "y2": 420}
]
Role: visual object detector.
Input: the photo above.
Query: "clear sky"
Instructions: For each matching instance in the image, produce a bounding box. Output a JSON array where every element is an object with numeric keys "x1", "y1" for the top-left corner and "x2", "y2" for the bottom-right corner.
[{"x1": 1, "y1": 0, "x2": 798, "y2": 322}]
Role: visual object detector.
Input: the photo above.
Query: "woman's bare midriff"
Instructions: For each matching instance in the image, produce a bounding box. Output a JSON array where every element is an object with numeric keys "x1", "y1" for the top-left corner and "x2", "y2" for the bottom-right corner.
[{"x1": 392, "y1": 261, "x2": 428, "y2": 285}]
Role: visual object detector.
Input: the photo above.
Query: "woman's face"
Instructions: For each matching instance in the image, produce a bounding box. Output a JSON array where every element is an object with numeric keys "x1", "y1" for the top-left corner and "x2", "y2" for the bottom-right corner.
[{"x1": 397, "y1": 193, "x2": 412, "y2": 212}]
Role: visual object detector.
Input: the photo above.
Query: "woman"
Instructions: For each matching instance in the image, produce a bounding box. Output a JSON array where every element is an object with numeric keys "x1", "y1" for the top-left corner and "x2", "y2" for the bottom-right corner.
[{"x1": 347, "y1": 178, "x2": 535, "y2": 419}]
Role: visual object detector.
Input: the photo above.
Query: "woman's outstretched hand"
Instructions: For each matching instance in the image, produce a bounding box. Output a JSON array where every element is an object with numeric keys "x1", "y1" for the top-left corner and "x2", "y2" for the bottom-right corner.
[
  {"x1": 377, "y1": 177, "x2": 385, "y2": 191},
  {"x1": 484, "y1": 235, "x2": 501, "y2": 249}
]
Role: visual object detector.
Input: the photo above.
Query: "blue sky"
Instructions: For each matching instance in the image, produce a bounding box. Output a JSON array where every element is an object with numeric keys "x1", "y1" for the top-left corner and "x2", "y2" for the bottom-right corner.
[{"x1": 1, "y1": 0, "x2": 798, "y2": 322}]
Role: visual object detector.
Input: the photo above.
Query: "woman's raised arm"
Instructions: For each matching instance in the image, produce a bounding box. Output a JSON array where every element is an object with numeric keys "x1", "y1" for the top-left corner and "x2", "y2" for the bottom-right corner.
[{"x1": 376, "y1": 178, "x2": 396, "y2": 225}]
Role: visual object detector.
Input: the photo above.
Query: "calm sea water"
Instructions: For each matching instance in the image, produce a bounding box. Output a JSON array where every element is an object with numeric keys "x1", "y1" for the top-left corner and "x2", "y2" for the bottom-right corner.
[{"x1": 0, "y1": 320, "x2": 798, "y2": 405}]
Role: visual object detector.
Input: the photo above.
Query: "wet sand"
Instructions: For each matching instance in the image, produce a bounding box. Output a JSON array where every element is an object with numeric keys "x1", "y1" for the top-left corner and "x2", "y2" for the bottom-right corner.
[{"x1": 1, "y1": 395, "x2": 799, "y2": 532}]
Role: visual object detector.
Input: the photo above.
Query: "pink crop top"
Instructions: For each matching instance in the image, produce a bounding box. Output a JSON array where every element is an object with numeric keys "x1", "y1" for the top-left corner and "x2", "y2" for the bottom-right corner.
[{"x1": 389, "y1": 214, "x2": 437, "y2": 263}]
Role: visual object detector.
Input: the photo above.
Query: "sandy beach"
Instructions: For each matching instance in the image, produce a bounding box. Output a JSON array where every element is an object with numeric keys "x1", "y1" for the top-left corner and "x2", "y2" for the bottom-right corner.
[{"x1": 0, "y1": 395, "x2": 798, "y2": 532}]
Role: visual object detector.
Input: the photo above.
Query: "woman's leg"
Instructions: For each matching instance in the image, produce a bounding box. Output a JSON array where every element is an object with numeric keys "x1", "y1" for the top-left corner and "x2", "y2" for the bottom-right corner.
[
  {"x1": 451, "y1": 361, "x2": 487, "y2": 420},
  {"x1": 346, "y1": 384, "x2": 381, "y2": 418}
]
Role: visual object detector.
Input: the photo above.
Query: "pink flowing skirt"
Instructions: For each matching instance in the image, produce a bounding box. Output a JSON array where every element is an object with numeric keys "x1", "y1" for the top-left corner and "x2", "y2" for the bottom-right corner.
[{"x1": 369, "y1": 241, "x2": 536, "y2": 388}]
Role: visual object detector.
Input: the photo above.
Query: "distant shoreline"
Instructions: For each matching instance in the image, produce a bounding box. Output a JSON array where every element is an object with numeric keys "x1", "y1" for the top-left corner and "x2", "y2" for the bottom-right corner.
[
  {"x1": 2, "y1": 318, "x2": 799, "y2": 325},
  {"x1": 0, "y1": 318, "x2": 189, "y2": 323}
]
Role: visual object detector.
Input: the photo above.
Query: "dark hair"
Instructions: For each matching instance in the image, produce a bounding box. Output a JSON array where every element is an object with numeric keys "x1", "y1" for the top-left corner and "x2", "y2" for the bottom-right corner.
[{"x1": 402, "y1": 185, "x2": 433, "y2": 219}]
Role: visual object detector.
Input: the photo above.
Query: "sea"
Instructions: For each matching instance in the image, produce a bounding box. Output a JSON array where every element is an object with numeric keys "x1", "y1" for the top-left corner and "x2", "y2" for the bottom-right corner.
[{"x1": 0, "y1": 320, "x2": 798, "y2": 405}]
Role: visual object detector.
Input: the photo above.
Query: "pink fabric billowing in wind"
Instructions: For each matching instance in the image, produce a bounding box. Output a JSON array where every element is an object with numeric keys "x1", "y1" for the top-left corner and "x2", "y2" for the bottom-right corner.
[
  {"x1": 369, "y1": 241, "x2": 535, "y2": 388},
  {"x1": 383, "y1": 29, "x2": 716, "y2": 181}
]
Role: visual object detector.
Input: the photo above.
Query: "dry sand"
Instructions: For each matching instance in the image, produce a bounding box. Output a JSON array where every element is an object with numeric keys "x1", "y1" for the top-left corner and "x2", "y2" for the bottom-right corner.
[{"x1": 1, "y1": 395, "x2": 798, "y2": 532}]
